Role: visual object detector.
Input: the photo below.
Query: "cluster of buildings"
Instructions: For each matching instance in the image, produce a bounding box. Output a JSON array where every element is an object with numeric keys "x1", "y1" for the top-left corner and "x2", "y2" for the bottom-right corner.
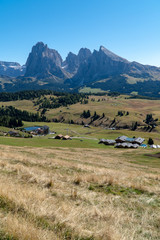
[
  {"x1": 5, "y1": 125, "x2": 160, "y2": 149},
  {"x1": 99, "y1": 136, "x2": 146, "y2": 149},
  {"x1": 7, "y1": 130, "x2": 21, "y2": 137},
  {"x1": 23, "y1": 125, "x2": 50, "y2": 135}
]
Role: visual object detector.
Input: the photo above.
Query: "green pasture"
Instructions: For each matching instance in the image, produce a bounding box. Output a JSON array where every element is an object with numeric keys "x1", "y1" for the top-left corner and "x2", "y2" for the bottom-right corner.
[
  {"x1": 0, "y1": 120, "x2": 160, "y2": 149},
  {"x1": 0, "y1": 135, "x2": 105, "y2": 149},
  {"x1": 123, "y1": 150, "x2": 160, "y2": 169},
  {"x1": 0, "y1": 120, "x2": 159, "y2": 169},
  {"x1": 21, "y1": 121, "x2": 160, "y2": 143},
  {"x1": 79, "y1": 87, "x2": 107, "y2": 93}
]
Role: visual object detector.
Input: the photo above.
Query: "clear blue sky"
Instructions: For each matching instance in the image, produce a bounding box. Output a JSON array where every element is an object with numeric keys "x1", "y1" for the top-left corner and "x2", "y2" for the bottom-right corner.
[{"x1": 0, "y1": 0, "x2": 160, "y2": 66}]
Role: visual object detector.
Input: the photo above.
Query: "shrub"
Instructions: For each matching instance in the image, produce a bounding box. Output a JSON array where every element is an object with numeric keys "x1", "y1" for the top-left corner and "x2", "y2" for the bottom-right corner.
[{"x1": 148, "y1": 138, "x2": 154, "y2": 145}]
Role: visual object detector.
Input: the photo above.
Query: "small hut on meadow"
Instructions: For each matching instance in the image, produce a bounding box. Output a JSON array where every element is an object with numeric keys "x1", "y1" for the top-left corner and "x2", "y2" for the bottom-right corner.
[
  {"x1": 63, "y1": 135, "x2": 72, "y2": 140},
  {"x1": 55, "y1": 134, "x2": 63, "y2": 139}
]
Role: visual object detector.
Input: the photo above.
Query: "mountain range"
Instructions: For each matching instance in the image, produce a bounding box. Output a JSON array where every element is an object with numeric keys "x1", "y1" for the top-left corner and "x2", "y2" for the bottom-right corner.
[{"x1": 1, "y1": 42, "x2": 160, "y2": 96}]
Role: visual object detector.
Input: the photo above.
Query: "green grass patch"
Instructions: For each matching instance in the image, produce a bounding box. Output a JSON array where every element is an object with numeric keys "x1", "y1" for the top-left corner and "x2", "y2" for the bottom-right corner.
[
  {"x1": 0, "y1": 231, "x2": 17, "y2": 240},
  {"x1": 0, "y1": 196, "x2": 17, "y2": 213},
  {"x1": 0, "y1": 136, "x2": 107, "y2": 149},
  {"x1": 123, "y1": 151, "x2": 160, "y2": 168},
  {"x1": 79, "y1": 87, "x2": 107, "y2": 94},
  {"x1": 88, "y1": 184, "x2": 153, "y2": 197}
]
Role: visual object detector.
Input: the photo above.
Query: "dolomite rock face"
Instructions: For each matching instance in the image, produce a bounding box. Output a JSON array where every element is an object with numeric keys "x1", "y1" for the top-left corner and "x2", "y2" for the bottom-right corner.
[
  {"x1": 62, "y1": 48, "x2": 91, "y2": 75},
  {"x1": 25, "y1": 42, "x2": 69, "y2": 80}
]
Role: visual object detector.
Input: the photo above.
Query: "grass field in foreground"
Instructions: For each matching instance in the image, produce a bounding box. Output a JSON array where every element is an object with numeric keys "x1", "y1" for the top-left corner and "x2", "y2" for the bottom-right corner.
[{"x1": 0, "y1": 145, "x2": 159, "y2": 240}]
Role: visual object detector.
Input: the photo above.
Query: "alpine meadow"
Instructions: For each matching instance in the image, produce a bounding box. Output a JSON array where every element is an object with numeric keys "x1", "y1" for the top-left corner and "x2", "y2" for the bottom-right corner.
[{"x1": 0, "y1": 1, "x2": 160, "y2": 240}]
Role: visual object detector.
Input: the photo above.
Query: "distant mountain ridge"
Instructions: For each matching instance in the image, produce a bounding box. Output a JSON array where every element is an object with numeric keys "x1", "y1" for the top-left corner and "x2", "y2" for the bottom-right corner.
[
  {"x1": 1, "y1": 42, "x2": 160, "y2": 97},
  {"x1": 0, "y1": 61, "x2": 25, "y2": 77},
  {"x1": 70, "y1": 46, "x2": 160, "y2": 87}
]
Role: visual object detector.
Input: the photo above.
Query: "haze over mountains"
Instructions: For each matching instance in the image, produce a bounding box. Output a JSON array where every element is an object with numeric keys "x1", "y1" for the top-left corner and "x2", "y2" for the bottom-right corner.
[{"x1": 1, "y1": 42, "x2": 160, "y2": 96}]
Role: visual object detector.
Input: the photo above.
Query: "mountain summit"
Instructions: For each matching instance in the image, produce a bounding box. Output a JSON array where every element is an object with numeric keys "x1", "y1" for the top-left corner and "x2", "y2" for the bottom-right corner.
[
  {"x1": 99, "y1": 46, "x2": 129, "y2": 63},
  {"x1": 25, "y1": 42, "x2": 70, "y2": 81},
  {"x1": 62, "y1": 48, "x2": 91, "y2": 75}
]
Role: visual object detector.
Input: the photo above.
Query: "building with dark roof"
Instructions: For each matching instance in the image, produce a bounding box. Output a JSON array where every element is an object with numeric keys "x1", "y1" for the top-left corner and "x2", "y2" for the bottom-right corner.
[
  {"x1": 55, "y1": 134, "x2": 63, "y2": 139},
  {"x1": 115, "y1": 143, "x2": 139, "y2": 148},
  {"x1": 99, "y1": 139, "x2": 116, "y2": 145},
  {"x1": 133, "y1": 137, "x2": 144, "y2": 145},
  {"x1": 115, "y1": 136, "x2": 127, "y2": 143}
]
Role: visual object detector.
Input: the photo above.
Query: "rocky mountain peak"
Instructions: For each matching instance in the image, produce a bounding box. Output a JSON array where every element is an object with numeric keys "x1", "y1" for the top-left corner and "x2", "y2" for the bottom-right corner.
[
  {"x1": 62, "y1": 52, "x2": 78, "y2": 74},
  {"x1": 99, "y1": 46, "x2": 129, "y2": 63},
  {"x1": 63, "y1": 48, "x2": 92, "y2": 75},
  {"x1": 27, "y1": 42, "x2": 62, "y2": 66},
  {"x1": 78, "y1": 48, "x2": 92, "y2": 62},
  {"x1": 33, "y1": 41, "x2": 47, "y2": 49},
  {"x1": 25, "y1": 42, "x2": 65, "y2": 78}
]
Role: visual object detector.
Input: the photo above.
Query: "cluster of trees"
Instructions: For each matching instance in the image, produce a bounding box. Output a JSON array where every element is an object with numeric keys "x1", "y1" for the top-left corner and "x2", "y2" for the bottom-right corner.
[
  {"x1": 81, "y1": 110, "x2": 91, "y2": 118},
  {"x1": 144, "y1": 114, "x2": 158, "y2": 131},
  {"x1": 0, "y1": 89, "x2": 121, "y2": 103},
  {"x1": 107, "y1": 92, "x2": 120, "y2": 97},
  {"x1": 129, "y1": 94, "x2": 160, "y2": 100},
  {"x1": 35, "y1": 93, "x2": 86, "y2": 110},
  {"x1": 117, "y1": 111, "x2": 129, "y2": 116},
  {"x1": 0, "y1": 106, "x2": 48, "y2": 128},
  {"x1": 0, "y1": 90, "x2": 87, "y2": 103},
  {"x1": 91, "y1": 112, "x2": 100, "y2": 121},
  {"x1": 81, "y1": 110, "x2": 105, "y2": 121},
  {"x1": 80, "y1": 99, "x2": 88, "y2": 104},
  {"x1": 131, "y1": 121, "x2": 138, "y2": 131},
  {"x1": 142, "y1": 114, "x2": 158, "y2": 132},
  {"x1": 0, "y1": 116, "x2": 23, "y2": 128},
  {"x1": 84, "y1": 91, "x2": 120, "y2": 97},
  {"x1": 0, "y1": 90, "x2": 55, "y2": 101},
  {"x1": 145, "y1": 114, "x2": 158, "y2": 125}
]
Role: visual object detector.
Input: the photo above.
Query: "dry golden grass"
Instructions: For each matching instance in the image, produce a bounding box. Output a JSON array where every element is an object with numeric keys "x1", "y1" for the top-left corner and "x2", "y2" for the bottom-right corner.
[
  {"x1": 0, "y1": 145, "x2": 159, "y2": 239},
  {"x1": 0, "y1": 213, "x2": 59, "y2": 240}
]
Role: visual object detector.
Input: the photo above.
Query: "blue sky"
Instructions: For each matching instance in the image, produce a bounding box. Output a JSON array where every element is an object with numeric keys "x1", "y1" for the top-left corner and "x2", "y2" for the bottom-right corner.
[{"x1": 0, "y1": 0, "x2": 160, "y2": 66}]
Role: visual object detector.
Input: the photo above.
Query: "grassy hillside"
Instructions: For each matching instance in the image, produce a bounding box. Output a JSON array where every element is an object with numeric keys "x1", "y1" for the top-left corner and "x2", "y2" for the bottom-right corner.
[
  {"x1": 0, "y1": 94, "x2": 160, "y2": 132},
  {"x1": 0, "y1": 145, "x2": 159, "y2": 239}
]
